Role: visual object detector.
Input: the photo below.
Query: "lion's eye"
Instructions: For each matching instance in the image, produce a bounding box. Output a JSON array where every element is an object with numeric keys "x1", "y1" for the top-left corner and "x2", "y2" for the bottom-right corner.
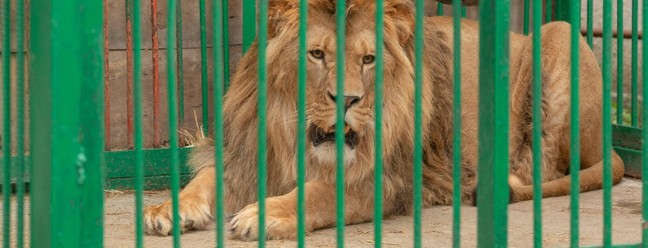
[
  {"x1": 309, "y1": 49, "x2": 325, "y2": 60},
  {"x1": 362, "y1": 55, "x2": 375, "y2": 64}
]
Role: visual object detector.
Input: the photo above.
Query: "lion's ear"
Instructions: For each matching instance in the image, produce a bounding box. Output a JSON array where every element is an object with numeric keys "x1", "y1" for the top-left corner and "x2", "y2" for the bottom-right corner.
[
  {"x1": 267, "y1": 0, "x2": 299, "y2": 39},
  {"x1": 384, "y1": 0, "x2": 415, "y2": 45}
]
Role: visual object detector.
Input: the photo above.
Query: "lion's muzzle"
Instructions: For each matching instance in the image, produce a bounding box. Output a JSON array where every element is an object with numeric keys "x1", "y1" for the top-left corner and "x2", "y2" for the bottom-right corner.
[{"x1": 309, "y1": 124, "x2": 359, "y2": 149}]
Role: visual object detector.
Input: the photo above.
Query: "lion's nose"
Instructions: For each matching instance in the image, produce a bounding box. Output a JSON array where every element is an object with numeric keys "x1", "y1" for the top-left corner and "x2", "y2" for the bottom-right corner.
[{"x1": 327, "y1": 92, "x2": 362, "y2": 111}]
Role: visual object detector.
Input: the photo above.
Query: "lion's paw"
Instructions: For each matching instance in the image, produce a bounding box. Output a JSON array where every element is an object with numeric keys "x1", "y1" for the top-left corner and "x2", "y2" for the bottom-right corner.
[
  {"x1": 144, "y1": 196, "x2": 214, "y2": 236},
  {"x1": 229, "y1": 200, "x2": 297, "y2": 241}
]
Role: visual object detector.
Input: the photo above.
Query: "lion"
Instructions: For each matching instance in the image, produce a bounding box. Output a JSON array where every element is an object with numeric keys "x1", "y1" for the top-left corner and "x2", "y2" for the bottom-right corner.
[{"x1": 144, "y1": 0, "x2": 625, "y2": 240}]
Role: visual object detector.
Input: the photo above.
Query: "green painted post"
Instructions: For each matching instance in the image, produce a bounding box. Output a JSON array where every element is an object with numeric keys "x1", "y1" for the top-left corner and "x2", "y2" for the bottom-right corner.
[
  {"x1": 545, "y1": 0, "x2": 553, "y2": 23},
  {"x1": 587, "y1": 0, "x2": 594, "y2": 48},
  {"x1": 131, "y1": 0, "x2": 144, "y2": 245},
  {"x1": 176, "y1": 0, "x2": 185, "y2": 126},
  {"x1": 643, "y1": 0, "x2": 648, "y2": 245},
  {"x1": 166, "y1": 0, "x2": 182, "y2": 246},
  {"x1": 616, "y1": 0, "x2": 624, "y2": 125},
  {"x1": 2, "y1": 0, "x2": 12, "y2": 245},
  {"x1": 631, "y1": 0, "x2": 639, "y2": 127},
  {"x1": 15, "y1": 0, "x2": 26, "y2": 245},
  {"x1": 413, "y1": 0, "x2": 424, "y2": 247},
  {"x1": 213, "y1": 0, "x2": 226, "y2": 246},
  {"x1": 200, "y1": 0, "x2": 208, "y2": 130},
  {"x1": 297, "y1": 0, "x2": 308, "y2": 247},
  {"x1": 555, "y1": 0, "x2": 570, "y2": 22},
  {"x1": 242, "y1": 0, "x2": 256, "y2": 53},
  {"x1": 29, "y1": 0, "x2": 105, "y2": 246},
  {"x1": 532, "y1": 0, "x2": 543, "y2": 247},
  {"x1": 374, "y1": 1, "x2": 385, "y2": 247},
  {"x1": 477, "y1": 0, "x2": 510, "y2": 247},
  {"x1": 335, "y1": 0, "x2": 346, "y2": 247},
  {"x1": 437, "y1": 2, "x2": 444, "y2": 16},
  {"x1": 452, "y1": 0, "x2": 462, "y2": 247},
  {"x1": 569, "y1": 0, "x2": 581, "y2": 247},
  {"x1": 258, "y1": 0, "x2": 269, "y2": 245},
  {"x1": 603, "y1": 0, "x2": 613, "y2": 245}
]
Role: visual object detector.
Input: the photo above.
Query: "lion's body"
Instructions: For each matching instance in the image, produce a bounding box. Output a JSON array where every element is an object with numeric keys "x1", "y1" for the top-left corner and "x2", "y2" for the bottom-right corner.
[{"x1": 144, "y1": 0, "x2": 625, "y2": 240}]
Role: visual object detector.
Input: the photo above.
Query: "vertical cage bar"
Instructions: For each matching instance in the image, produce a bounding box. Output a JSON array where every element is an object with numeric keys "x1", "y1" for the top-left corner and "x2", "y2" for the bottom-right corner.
[
  {"x1": 15, "y1": 0, "x2": 26, "y2": 245},
  {"x1": 461, "y1": 6, "x2": 466, "y2": 18},
  {"x1": 79, "y1": 0, "x2": 107, "y2": 244},
  {"x1": 242, "y1": 0, "x2": 256, "y2": 53},
  {"x1": 413, "y1": 0, "x2": 424, "y2": 247},
  {"x1": 258, "y1": 0, "x2": 269, "y2": 245},
  {"x1": 616, "y1": 0, "x2": 624, "y2": 124},
  {"x1": 437, "y1": 2, "x2": 444, "y2": 16},
  {"x1": 569, "y1": 0, "x2": 581, "y2": 247},
  {"x1": 523, "y1": 0, "x2": 529, "y2": 34},
  {"x1": 222, "y1": 0, "x2": 231, "y2": 91},
  {"x1": 451, "y1": 0, "x2": 462, "y2": 247},
  {"x1": 132, "y1": 0, "x2": 144, "y2": 245},
  {"x1": 374, "y1": 1, "x2": 385, "y2": 247},
  {"x1": 213, "y1": 0, "x2": 226, "y2": 246},
  {"x1": 166, "y1": 0, "x2": 182, "y2": 245},
  {"x1": 103, "y1": 0, "x2": 111, "y2": 148},
  {"x1": 555, "y1": 0, "x2": 570, "y2": 22},
  {"x1": 30, "y1": 0, "x2": 105, "y2": 245},
  {"x1": 631, "y1": 0, "x2": 639, "y2": 127},
  {"x1": 602, "y1": 0, "x2": 613, "y2": 246},
  {"x1": 199, "y1": 0, "x2": 208, "y2": 131},
  {"x1": 477, "y1": 0, "x2": 510, "y2": 246},
  {"x1": 297, "y1": 0, "x2": 308, "y2": 246},
  {"x1": 126, "y1": 0, "x2": 135, "y2": 148},
  {"x1": 176, "y1": 0, "x2": 185, "y2": 127},
  {"x1": 643, "y1": 0, "x2": 648, "y2": 244},
  {"x1": 151, "y1": 0, "x2": 161, "y2": 147},
  {"x1": 2, "y1": 0, "x2": 11, "y2": 244},
  {"x1": 586, "y1": 0, "x2": 593, "y2": 48},
  {"x1": 335, "y1": 0, "x2": 346, "y2": 246},
  {"x1": 532, "y1": 0, "x2": 543, "y2": 247}
]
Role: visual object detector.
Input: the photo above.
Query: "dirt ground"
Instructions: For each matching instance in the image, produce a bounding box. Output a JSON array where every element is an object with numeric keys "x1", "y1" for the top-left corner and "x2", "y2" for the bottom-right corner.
[{"x1": 1, "y1": 179, "x2": 643, "y2": 247}]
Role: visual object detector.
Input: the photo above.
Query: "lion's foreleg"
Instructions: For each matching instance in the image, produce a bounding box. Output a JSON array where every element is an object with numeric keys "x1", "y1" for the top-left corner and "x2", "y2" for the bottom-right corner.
[
  {"x1": 144, "y1": 167, "x2": 216, "y2": 236},
  {"x1": 229, "y1": 180, "x2": 375, "y2": 241}
]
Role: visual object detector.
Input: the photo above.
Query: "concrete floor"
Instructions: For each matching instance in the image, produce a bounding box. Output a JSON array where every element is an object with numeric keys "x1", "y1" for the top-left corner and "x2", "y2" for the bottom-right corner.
[{"x1": 1, "y1": 179, "x2": 643, "y2": 247}]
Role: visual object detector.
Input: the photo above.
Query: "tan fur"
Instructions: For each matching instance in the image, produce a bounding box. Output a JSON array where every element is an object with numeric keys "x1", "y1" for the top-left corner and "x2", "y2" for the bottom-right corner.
[{"x1": 144, "y1": 0, "x2": 624, "y2": 240}]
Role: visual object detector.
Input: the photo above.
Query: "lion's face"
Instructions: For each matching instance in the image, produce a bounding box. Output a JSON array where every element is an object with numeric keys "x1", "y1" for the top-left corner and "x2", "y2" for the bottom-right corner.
[{"x1": 259, "y1": 0, "x2": 416, "y2": 168}]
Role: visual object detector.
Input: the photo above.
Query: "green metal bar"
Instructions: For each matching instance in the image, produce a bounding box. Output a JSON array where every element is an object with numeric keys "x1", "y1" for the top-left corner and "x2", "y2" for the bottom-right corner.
[
  {"x1": 374, "y1": 1, "x2": 385, "y2": 247},
  {"x1": 413, "y1": 0, "x2": 424, "y2": 247},
  {"x1": 437, "y1": 2, "x2": 444, "y2": 16},
  {"x1": 555, "y1": 0, "x2": 570, "y2": 22},
  {"x1": 242, "y1": 0, "x2": 256, "y2": 53},
  {"x1": 166, "y1": 0, "x2": 182, "y2": 245},
  {"x1": 523, "y1": 0, "x2": 529, "y2": 34},
  {"x1": 15, "y1": 0, "x2": 26, "y2": 245},
  {"x1": 603, "y1": 0, "x2": 613, "y2": 246},
  {"x1": 29, "y1": 0, "x2": 105, "y2": 245},
  {"x1": 532, "y1": 0, "x2": 543, "y2": 247},
  {"x1": 587, "y1": 0, "x2": 593, "y2": 48},
  {"x1": 79, "y1": 0, "x2": 106, "y2": 244},
  {"x1": 2, "y1": 0, "x2": 11, "y2": 244},
  {"x1": 631, "y1": 0, "x2": 638, "y2": 127},
  {"x1": 616, "y1": 0, "x2": 624, "y2": 124},
  {"x1": 222, "y1": 0, "x2": 230, "y2": 91},
  {"x1": 643, "y1": 0, "x2": 648, "y2": 245},
  {"x1": 477, "y1": 0, "x2": 510, "y2": 247},
  {"x1": 452, "y1": 0, "x2": 462, "y2": 247},
  {"x1": 545, "y1": 0, "x2": 553, "y2": 23},
  {"x1": 176, "y1": 0, "x2": 185, "y2": 126},
  {"x1": 132, "y1": 0, "x2": 144, "y2": 245},
  {"x1": 258, "y1": 0, "x2": 269, "y2": 244},
  {"x1": 335, "y1": 0, "x2": 346, "y2": 246},
  {"x1": 461, "y1": 6, "x2": 466, "y2": 18},
  {"x1": 213, "y1": 0, "x2": 225, "y2": 245},
  {"x1": 569, "y1": 0, "x2": 581, "y2": 247},
  {"x1": 199, "y1": 0, "x2": 208, "y2": 131},
  {"x1": 297, "y1": 0, "x2": 308, "y2": 246}
]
